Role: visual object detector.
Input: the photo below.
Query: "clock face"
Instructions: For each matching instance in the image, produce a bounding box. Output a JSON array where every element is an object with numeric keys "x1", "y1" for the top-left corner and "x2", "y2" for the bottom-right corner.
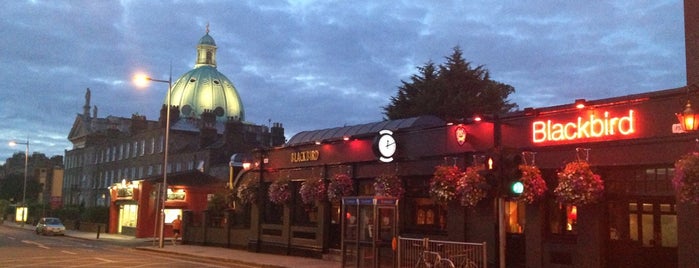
[{"x1": 375, "y1": 130, "x2": 396, "y2": 162}]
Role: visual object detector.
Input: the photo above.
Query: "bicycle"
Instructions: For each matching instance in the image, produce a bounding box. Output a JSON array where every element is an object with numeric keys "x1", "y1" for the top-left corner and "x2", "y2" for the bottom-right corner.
[
  {"x1": 443, "y1": 250, "x2": 478, "y2": 268},
  {"x1": 414, "y1": 250, "x2": 455, "y2": 268}
]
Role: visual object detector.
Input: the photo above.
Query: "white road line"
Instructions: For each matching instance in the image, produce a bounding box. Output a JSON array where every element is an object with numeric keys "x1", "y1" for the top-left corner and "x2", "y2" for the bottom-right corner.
[
  {"x1": 62, "y1": 250, "x2": 77, "y2": 255},
  {"x1": 94, "y1": 257, "x2": 114, "y2": 263},
  {"x1": 21, "y1": 240, "x2": 49, "y2": 249}
]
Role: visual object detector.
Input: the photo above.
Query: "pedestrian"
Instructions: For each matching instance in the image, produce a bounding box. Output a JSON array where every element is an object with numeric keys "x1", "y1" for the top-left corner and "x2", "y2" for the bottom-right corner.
[{"x1": 171, "y1": 215, "x2": 182, "y2": 245}]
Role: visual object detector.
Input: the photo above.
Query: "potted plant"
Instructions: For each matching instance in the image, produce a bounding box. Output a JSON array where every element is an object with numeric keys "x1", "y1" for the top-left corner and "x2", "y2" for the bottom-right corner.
[
  {"x1": 268, "y1": 179, "x2": 291, "y2": 205},
  {"x1": 554, "y1": 161, "x2": 604, "y2": 206},
  {"x1": 236, "y1": 180, "x2": 259, "y2": 205},
  {"x1": 516, "y1": 164, "x2": 548, "y2": 204},
  {"x1": 429, "y1": 165, "x2": 460, "y2": 205},
  {"x1": 457, "y1": 167, "x2": 487, "y2": 207},
  {"x1": 327, "y1": 174, "x2": 354, "y2": 202},
  {"x1": 374, "y1": 174, "x2": 404, "y2": 198},
  {"x1": 673, "y1": 152, "x2": 699, "y2": 204},
  {"x1": 299, "y1": 177, "x2": 326, "y2": 205}
]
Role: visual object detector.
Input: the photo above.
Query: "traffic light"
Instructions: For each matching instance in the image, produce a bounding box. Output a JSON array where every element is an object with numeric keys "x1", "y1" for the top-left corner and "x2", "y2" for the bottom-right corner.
[{"x1": 500, "y1": 149, "x2": 523, "y2": 198}]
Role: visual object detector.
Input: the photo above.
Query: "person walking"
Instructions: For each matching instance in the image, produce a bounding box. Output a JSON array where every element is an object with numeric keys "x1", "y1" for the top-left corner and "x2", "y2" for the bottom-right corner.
[{"x1": 171, "y1": 215, "x2": 182, "y2": 245}]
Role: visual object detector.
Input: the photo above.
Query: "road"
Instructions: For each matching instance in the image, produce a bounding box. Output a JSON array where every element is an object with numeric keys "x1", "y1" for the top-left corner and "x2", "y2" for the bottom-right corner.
[{"x1": 0, "y1": 225, "x2": 255, "y2": 268}]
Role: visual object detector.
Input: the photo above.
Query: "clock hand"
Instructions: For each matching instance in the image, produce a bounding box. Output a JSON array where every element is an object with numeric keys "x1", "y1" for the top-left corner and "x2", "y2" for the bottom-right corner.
[{"x1": 386, "y1": 142, "x2": 395, "y2": 147}]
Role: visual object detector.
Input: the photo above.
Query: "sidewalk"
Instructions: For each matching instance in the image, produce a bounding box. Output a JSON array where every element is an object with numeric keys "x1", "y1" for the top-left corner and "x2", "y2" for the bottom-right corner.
[{"x1": 2, "y1": 221, "x2": 340, "y2": 268}]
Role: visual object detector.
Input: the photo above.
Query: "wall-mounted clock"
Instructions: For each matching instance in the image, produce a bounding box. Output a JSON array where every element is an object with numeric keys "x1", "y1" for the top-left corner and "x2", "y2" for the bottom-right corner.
[{"x1": 374, "y1": 129, "x2": 396, "y2": 163}]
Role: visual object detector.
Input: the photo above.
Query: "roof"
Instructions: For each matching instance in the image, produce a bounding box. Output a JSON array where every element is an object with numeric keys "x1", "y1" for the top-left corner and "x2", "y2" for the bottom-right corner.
[{"x1": 286, "y1": 115, "x2": 445, "y2": 146}]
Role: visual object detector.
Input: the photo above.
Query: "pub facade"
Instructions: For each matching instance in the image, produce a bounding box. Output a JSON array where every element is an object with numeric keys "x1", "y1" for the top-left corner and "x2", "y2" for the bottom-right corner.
[{"x1": 225, "y1": 86, "x2": 697, "y2": 267}]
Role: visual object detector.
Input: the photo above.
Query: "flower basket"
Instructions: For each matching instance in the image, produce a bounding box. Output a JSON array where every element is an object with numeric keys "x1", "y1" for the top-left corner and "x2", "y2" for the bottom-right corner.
[
  {"x1": 673, "y1": 152, "x2": 699, "y2": 204},
  {"x1": 236, "y1": 180, "x2": 259, "y2": 205},
  {"x1": 457, "y1": 167, "x2": 487, "y2": 207},
  {"x1": 300, "y1": 177, "x2": 326, "y2": 205},
  {"x1": 554, "y1": 161, "x2": 604, "y2": 206},
  {"x1": 327, "y1": 174, "x2": 354, "y2": 202},
  {"x1": 268, "y1": 179, "x2": 291, "y2": 205},
  {"x1": 429, "y1": 165, "x2": 461, "y2": 205},
  {"x1": 516, "y1": 164, "x2": 548, "y2": 204},
  {"x1": 374, "y1": 174, "x2": 404, "y2": 198}
]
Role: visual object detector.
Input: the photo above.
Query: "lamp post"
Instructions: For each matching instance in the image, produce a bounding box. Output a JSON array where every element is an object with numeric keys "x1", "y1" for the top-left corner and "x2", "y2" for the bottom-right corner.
[
  {"x1": 134, "y1": 69, "x2": 172, "y2": 248},
  {"x1": 9, "y1": 139, "x2": 29, "y2": 226}
]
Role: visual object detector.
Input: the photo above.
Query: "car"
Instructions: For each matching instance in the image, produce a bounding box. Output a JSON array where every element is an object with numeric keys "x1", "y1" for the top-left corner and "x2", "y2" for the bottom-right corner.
[{"x1": 35, "y1": 217, "x2": 66, "y2": 236}]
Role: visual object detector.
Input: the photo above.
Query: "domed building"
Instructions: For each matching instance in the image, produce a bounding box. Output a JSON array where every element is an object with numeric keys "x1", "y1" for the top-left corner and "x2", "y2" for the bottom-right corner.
[
  {"x1": 168, "y1": 27, "x2": 244, "y2": 122},
  {"x1": 64, "y1": 27, "x2": 285, "y2": 238}
]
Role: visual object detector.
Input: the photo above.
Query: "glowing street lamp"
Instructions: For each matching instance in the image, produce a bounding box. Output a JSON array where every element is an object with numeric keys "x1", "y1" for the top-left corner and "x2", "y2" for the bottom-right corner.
[
  {"x1": 133, "y1": 69, "x2": 172, "y2": 248},
  {"x1": 9, "y1": 139, "x2": 29, "y2": 226}
]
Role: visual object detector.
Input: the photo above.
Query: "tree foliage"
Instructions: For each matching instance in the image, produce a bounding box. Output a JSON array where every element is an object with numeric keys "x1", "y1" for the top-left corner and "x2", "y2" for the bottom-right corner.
[{"x1": 383, "y1": 47, "x2": 517, "y2": 121}]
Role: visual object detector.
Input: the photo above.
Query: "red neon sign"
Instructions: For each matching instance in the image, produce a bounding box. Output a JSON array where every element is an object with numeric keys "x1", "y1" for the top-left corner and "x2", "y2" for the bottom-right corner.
[{"x1": 532, "y1": 110, "x2": 635, "y2": 143}]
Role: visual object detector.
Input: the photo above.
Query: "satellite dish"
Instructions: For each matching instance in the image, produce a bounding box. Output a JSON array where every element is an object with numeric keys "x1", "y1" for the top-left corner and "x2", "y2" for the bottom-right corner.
[
  {"x1": 182, "y1": 105, "x2": 192, "y2": 116},
  {"x1": 214, "y1": 107, "x2": 224, "y2": 117}
]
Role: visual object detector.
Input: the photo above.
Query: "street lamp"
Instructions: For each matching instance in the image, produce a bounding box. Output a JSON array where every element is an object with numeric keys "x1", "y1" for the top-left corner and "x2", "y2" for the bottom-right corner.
[
  {"x1": 134, "y1": 69, "x2": 172, "y2": 248},
  {"x1": 8, "y1": 139, "x2": 29, "y2": 226}
]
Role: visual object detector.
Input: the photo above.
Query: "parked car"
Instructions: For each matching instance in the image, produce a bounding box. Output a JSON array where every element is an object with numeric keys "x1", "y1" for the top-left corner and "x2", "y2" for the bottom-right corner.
[{"x1": 35, "y1": 217, "x2": 66, "y2": 236}]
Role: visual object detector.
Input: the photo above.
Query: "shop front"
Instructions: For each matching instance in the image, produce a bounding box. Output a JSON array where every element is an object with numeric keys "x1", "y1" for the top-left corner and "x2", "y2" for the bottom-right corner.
[{"x1": 107, "y1": 170, "x2": 222, "y2": 238}]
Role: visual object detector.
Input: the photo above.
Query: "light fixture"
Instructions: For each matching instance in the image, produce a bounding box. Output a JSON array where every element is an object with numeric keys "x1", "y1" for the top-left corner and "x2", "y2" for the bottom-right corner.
[
  {"x1": 133, "y1": 67, "x2": 172, "y2": 248},
  {"x1": 677, "y1": 100, "x2": 699, "y2": 132},
  {"x1": 575, "y1": 99, "x2": 586, "y2": 109}
]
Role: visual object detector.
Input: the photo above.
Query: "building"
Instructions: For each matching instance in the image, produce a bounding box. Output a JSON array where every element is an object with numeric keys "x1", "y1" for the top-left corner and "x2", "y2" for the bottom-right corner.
[{"x1": 63, "y1": 28, "x2": 285, "y2": 237}]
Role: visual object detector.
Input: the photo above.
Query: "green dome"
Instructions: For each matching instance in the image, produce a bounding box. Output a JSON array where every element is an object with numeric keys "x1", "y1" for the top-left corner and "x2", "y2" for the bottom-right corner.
[
  {"x1": 199, "y1": 33, "x2": 216, "y2": 46},
  {"x1": 165, "y1": 29, "x2": 245, "y2": 122}
]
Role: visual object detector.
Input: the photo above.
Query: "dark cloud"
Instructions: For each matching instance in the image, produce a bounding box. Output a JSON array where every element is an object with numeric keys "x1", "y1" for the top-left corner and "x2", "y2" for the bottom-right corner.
[{"x1": 0, "y1": 0, "x2": 685, "y2": 162}]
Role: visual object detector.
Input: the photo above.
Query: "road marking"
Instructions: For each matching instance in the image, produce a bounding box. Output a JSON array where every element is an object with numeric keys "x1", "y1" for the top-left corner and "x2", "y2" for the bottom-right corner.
[
  {"x1": 62, "y1": 250, "x2": 77, "y2": 255},
  {"x1": 94, "y1": 257, "x2": 114, "y2": 263},
  {"x1": 21, "y1": 240, "x2": 49, "y2": 249}
]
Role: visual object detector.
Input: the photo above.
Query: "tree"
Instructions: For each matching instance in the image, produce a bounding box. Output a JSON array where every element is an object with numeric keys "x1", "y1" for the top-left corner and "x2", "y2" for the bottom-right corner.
[{"x1": 383, "y1": 47, "x2": 517, "y2": 121}]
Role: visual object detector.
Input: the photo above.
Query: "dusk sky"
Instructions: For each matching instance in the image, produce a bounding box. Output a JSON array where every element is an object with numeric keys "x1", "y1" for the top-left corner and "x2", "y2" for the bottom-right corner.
[{"x1": 0, "y1": 1, "x2": 686, "y2": 163}]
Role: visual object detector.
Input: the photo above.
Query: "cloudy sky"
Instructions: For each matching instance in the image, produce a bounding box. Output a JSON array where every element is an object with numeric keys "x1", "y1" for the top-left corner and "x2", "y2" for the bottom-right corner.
[{"x1": 0, "y1": 0, "x2": 686, "y2": 162}]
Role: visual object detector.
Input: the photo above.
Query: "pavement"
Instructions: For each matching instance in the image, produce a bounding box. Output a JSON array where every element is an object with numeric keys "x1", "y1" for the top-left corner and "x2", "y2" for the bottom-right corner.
[{"x1": 2, "y1": 221, "x2": 341, "y2": 268}]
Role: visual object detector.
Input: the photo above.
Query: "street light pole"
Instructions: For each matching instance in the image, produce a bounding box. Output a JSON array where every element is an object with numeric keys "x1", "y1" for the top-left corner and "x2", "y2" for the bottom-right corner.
[
  {"x1": 135, "y1": 68, "x2": 172, "y2": 248},
  {"x1": 9, "y1": 139, "x2": 29, "y2": 227}
]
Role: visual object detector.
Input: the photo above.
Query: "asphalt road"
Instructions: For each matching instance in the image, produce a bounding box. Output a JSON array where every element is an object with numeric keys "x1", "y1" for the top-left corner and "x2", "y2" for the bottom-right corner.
[{"x1": 0, "y1": 225, "x2": 255, "y2": 268}]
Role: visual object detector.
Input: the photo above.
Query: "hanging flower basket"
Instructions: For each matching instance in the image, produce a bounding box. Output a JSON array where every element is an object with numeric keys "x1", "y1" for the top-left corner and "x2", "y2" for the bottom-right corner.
[
  {"x1": 236, "y1": 180, "x2": 259, "y2": 206},
  {"x1": 516, "y1": 164, "x2": 548, "y2": 204},
  {"x1": 673, "y1": 152, "x2": 699, "y2": 204},
  {"x1": 374, "y1": 174, "x2": 404, "y2": 198},
  {"x1": 554, "y1": 161, "x2": 604, "y2": 206},
  {"x1": 327, "y1": 174, "x2": 354, "y2": 202},
  {"x1": 299, "y1": 177, "x2": 327, "y2": 205},
  {"x1": 268, "y1": 179, "x2": 291, "y2": 205},
  {"x1": 429, "y1": 165, "x2": 461, "y2": 205},
  {"x1": 457, "y1": 167, "x2": 488, "y2": 207}
]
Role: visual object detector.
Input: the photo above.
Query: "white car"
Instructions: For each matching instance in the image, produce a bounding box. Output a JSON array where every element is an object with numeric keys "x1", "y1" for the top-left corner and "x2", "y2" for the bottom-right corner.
[{"x1": 35, "y1": 217, "x2": 66, "y2": 236}]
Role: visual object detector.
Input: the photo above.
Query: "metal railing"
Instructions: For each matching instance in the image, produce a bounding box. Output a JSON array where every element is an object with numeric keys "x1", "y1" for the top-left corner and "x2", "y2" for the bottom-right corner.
[{"x1": 397, "y1": 237, "x2": 486, "y2": 268}]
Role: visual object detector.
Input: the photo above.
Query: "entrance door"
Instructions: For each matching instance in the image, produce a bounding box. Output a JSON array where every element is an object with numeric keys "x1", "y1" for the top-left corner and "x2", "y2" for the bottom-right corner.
[{"x1": 608, "y1": 199, "x2": 677, "y2": 268}]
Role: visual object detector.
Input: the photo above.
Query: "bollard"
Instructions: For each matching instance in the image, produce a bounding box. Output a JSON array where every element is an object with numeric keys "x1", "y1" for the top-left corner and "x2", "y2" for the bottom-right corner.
[{"x1": 96, "y1": 225, "x2": 101, "y2": 239}]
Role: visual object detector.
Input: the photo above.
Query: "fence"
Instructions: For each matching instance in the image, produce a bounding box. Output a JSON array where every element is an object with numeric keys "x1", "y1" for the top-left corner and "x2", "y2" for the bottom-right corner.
[{"x1": 397, "y1": 237, "x2": 486, "y2": 268}]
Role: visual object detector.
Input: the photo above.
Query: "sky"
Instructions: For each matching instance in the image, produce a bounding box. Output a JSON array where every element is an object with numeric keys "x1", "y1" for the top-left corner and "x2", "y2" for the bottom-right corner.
[{"x1": 0, "y1": 0, "x2": 686, "y2": 163}]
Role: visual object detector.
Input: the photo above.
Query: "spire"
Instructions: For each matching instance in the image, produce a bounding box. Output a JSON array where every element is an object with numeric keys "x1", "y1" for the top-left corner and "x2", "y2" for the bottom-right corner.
[
  {"x1": 206, "y1": 22, "x2": 210, "y2": 34},
  {"x1": 83, "y1": 88, "x2": 91, "y2": 118}
]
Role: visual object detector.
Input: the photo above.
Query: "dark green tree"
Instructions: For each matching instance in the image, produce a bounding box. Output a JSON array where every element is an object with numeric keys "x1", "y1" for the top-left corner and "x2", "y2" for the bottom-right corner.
[
  {"x1": 383, "y1": 47, "x2": 517, "y2": 121},
  {"x1": 0, "y1": 173, "x2": 42, "y2": 204}
]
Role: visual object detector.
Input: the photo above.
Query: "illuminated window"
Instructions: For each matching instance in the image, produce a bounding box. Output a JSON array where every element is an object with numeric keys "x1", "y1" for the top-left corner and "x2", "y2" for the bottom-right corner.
[
  {"x1": 549, "y1": 202, "x2": 577, "y2": 235},
  {"x1": 505, "y1": 201, "x2": 525, "y2": 234}
]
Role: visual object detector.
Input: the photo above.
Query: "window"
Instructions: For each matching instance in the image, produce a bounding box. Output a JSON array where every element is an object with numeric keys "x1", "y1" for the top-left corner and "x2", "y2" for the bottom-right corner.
[
  {"x1": 548, "y1": 201, "x2": 577, "y2": 235},
  {"x1": 505, "y1": 201, "x2": 525, "y2": 234},
  {"x1": 629, "y1": 201, "x2": 677, "y2": 247}
]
